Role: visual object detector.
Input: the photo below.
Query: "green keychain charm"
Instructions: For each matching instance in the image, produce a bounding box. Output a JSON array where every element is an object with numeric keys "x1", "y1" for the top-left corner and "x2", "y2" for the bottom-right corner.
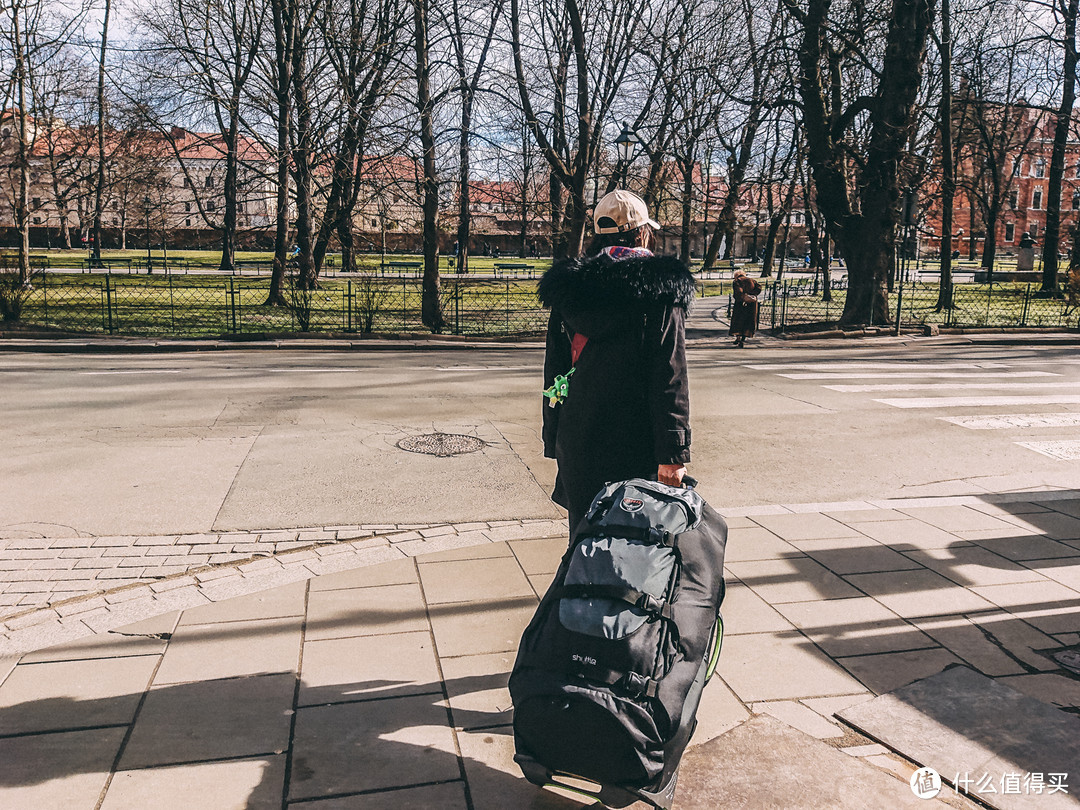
[{"x1": 543, "y1": 367, "x2": 575, "y2": 407}]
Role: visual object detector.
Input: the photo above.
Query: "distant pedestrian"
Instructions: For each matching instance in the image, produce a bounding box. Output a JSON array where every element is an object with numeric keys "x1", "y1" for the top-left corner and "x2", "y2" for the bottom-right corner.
[{"x1": 729, "y1": 268, "x2": 761, "y2": 348}]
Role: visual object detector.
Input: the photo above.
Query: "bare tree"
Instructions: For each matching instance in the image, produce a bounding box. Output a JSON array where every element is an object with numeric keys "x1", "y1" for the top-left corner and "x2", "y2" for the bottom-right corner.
[
  {"x1": 1038, "y1": 0, "x2": 1078, "y2": 296},
  {"x1": 511, "y1": 0, "x2": 650, "y2": 257},
  {"x1": 784, "y1": 0, "x2": 936, "y2": 325},
  {"x1": 139, "y1": 0, "x2": 266, "y2": 274},
  {"x1": 0, "y1": 0, "x2": 85, "y2": 280}
]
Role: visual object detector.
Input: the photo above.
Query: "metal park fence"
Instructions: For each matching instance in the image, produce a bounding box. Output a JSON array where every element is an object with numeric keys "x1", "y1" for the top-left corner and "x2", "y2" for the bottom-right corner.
[
  {"x1": 7, "y1": 271, "x2": 1080, "y2": 339},
  {"x1": 724, "y1": 277, "x2": 1080, "y2": 333},
  {"x1": 10, "y1": 273, "x2": 550, "y2": 337}
]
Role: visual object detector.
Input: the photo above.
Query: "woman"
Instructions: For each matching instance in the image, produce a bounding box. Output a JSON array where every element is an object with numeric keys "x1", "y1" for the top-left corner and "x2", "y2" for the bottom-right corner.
[
  {"x1": 729, "y1": 268, "x2": 761, "y2": 348},
  {"x1": 538, "y1": 189, "x2": 695, "y2": 536}
]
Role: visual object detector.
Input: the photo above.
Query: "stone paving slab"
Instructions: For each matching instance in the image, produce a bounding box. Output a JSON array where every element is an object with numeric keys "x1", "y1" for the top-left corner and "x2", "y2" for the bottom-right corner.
[
  {"x1": 839, "y1": 667, "x2": 1080, "y2": 810},
  {"x1": 677, "y1": 715, "x2": 951, "y2": 808}
]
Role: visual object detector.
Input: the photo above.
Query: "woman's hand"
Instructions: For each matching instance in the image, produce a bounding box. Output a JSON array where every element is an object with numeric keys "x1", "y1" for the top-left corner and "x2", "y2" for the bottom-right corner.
[{"x1": 657, "y1": 464, "x2": 687, "y2": 487}]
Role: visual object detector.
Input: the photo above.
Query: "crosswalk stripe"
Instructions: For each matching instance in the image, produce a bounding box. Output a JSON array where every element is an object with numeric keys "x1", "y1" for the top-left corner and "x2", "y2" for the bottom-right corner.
[
  {"x1": 876, "y1": 395, "x2": 1080, "y2": 408},
  {"x1": 1016, "y1": 440, "x2": 1080, "y2": 460},
  {"x1": 828, "y1": 381, "x2": 1080, "y2": 392},
  {"x1": 781, "y1": 371, "x2": 1057, "y2": 380},
  {"x1": 940, "y1": 413, "x2": 1080, "y2": 429},
  {"x1": 747, "y1": 362, "x2": 1010, "y2": 370}
]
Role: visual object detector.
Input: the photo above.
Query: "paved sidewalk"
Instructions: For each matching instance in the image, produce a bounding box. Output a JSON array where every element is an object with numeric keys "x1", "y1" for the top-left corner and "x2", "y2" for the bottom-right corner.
[{"x1": 2, "y1": 493, "x2": 1079, "y2": 808}]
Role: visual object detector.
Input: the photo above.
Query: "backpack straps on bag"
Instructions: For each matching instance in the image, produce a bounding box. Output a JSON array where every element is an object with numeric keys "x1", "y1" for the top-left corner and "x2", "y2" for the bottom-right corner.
[
  {"x1": 554, "y1": 583, "x2": 675, "y2": 621},
  {"x1": 567, "y1": 660, "x2": 662, "y2": 699}
]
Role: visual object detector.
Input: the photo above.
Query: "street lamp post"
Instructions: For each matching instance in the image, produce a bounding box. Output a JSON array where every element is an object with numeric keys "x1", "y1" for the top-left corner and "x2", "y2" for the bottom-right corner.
[
  {"x1": 144, "y1": 195, "x2": 153, "y2": 274},
  {"x1": 613, "y1": 122, "x2": 640, "y2": 188}
]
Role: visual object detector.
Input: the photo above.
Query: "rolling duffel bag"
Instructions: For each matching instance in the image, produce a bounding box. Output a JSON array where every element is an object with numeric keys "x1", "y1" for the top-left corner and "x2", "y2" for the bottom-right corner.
[{"x1": 509, "y1": 477, "x2": 727, "y2": 810}]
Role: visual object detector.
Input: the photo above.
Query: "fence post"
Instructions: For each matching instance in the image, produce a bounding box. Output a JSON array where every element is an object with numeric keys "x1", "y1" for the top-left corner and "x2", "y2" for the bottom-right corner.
[
  {"x1": 235, "y1": 276, "x2": 242, "y2": 333},
  {"x1": 894, "y1": 278, "x2": 903, "y2": 336},
  {"x1": 169, "y1": 273, "x2": 176, "y2": 333},
  {"x1": 402, "y1": 279, "x2": 407, "y2": 329},
  {"x1": 770, "y1": 281, "x2": 778, "y2": 330},
  {"x1": 985, "y1": 282, "x2": 992, "y2": 327},
  {"x1": 780, "y1": 281, "x2": 788, "y2": 332},
  {"x1": 1021, "y1": 283, "x2": 1031, "y2": 326},
  {"x1": 105, "y1": 272, "x2": 114, "y2": 334},
  {"x1": 506, "y1": 280, "x2": 511, "y2": 334},
  {"x1": 41, "y1": 269, "x2": 48, "y2": 327},
  {"x1": 455, "y1": 279, "x2": 461, "y2": 335},
  {"x1": 347, "y1": 280, "x2": 353, "y2": 332}
]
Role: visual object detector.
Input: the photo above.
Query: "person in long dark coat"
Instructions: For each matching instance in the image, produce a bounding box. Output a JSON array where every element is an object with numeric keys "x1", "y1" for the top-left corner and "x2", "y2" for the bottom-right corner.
[
  {"x1": 539, "y1": 189, "x2": 695, "y2": 537},
  {"x1": 729, "y1": 268, "x2": 761, "y2": 348}
]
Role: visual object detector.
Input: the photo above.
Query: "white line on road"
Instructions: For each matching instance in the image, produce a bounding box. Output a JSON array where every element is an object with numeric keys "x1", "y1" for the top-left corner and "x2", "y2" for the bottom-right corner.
[
  {"x1": 940, "y1": 413, "x2": 1080, "y2": 430},
  {"x1": 1016, "y1": 440, "x2": 1080, "y2": 460},
  {"x1": 780, "y1": 371, "x2": 1057, "y2": 380},
  {"x1": 827, "y1": 381, "x2": 1080, "y2": 392},
  {"x1": 876, "y1": 395, "x2": 1080, "y2": 408},
  {"x1": 80, "y1": 370, "x2": 185, "y2": 375},
  {"x1": 747, "y1": 362, "x2": 1011, "y2": 370}
]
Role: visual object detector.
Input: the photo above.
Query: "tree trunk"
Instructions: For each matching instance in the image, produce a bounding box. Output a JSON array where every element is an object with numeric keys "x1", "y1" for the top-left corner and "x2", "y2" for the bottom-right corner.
[
  {"x1": 291, "y1": 27, "x2": 317, "y2": 289},
  {"x1": 266, "y1": 0, "x2": 293, "y2": 306},
  {"x1": 414, "y1": 0, "x2": 444, "y2": 331},
  {"x1": 981, "y1": 199, "x2": 1000, "y2": 280},
  {"x1": 1040, "y1": 0, "x2": 1077, "y2": 297},
  {"x1": 680, "y1": 157, "x2": 694, "y2": 262},
  {"x1": 91, "y1": 0, "x2": 111, "y2": 268},
  {"x1": 218, "y1": 114, "x2": 239, "y2": 275},
  {"x1": 936, "y1": 0, "x2": 955, "y2": 309},
  {"x1": 456, "y1": 97, "x2": 473, "y2": 275}
]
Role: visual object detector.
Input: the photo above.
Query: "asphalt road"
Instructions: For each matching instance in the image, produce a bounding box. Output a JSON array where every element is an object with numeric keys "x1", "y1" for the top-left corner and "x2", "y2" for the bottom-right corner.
[{"x1": 3, "y1": 338, "x2": 1080, "y2": 538}]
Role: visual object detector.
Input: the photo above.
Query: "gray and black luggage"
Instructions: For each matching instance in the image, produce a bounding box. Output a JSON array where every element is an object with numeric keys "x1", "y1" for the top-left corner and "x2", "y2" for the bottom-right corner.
[{"x1": 510, "y1": 478, "x2": 727, "y2": 809}]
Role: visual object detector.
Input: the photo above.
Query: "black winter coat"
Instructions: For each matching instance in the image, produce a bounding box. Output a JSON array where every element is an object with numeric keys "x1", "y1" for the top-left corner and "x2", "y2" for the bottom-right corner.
[{"x1": 539, "y1": 251, "x2": 695, "y2": 525}]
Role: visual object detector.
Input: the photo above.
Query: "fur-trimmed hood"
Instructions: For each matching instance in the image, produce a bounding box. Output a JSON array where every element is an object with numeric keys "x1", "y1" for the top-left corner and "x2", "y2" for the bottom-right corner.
[
  {"x1": 538, "y1": 251, "x2": 695, "y2": 341},
  {"x1": 538, "y1": 252, "x2": 695, "y2": 312}
]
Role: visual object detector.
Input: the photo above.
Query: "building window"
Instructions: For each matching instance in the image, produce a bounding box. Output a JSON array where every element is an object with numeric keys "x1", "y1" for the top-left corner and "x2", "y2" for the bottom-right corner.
[
  {"x1": 1009, "y1": 190, "x2": 1018, "y2": 209},
  {"x1": 207, "y1": 199, "x2": 216, "y2": 211},
  {"x1": 1031, "y1": 223, "x2": 1039, "y2": 237},
  {"x1": 1005, "y1": 222, "x2": 1015, "y2": 242},
  {"x1": 1073, "y1": 193, "x2": 1080, "y2": 211},
  {"x1": 184, "y1": 177, "x2": 191, "y2": 188},
  {"x1": 794, "y1": 212, "x2": 803, "y2": 224},
  {"x1": 112, "y1": 217, "x2": 118, "y2": 225},
  {"x1": 1012, "y1": 161, "x2": 1022, "y2": 177},
  {"x1": 205, "y1": 176, "x2": 213, "y2": 188},
  {"x1": 32, "y1": 216, "x2": 41, "y2": 225},
  {"x1": 185, "y1": 218, "x2": 191, "y2": 226},
  {"x1": 31, "y1": 197, "x2": 40, "y2": 208},
  {"x1": 185, "y1": 202, "x2": 191, "y2": 212},
  {"x1": 1033, "y1": 188, "x2": 1043, "y2": 210},
  {"x1": 1035, "y1": 159, "x2": 1046, "y2": 178}
]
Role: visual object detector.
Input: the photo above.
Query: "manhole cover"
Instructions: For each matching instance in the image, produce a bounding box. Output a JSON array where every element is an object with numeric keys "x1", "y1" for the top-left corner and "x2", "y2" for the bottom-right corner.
[{"x1": 397, "y1": 432, "x2": 486, "y2": 457}]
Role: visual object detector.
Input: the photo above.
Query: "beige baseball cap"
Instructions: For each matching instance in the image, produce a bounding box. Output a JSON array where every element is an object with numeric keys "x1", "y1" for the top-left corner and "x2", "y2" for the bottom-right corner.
[{"x1": 593, "y1": 189, "x2": 661, "y2": 234}]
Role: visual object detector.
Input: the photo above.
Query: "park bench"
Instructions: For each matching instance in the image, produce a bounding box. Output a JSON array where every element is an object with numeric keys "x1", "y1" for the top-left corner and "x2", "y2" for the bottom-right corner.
[
  {"x1": 235, "y1": 261, "x2": 274, "y2": 274},
  {"x1": 82, "y1": 258, "x2": 132, "y2": 272},
  {"x1": 379, "y1": 261, "x2": 423, "y2": 277},
  {"x1": 493, "y1": 262, "x2": 536, "y2": 278}
]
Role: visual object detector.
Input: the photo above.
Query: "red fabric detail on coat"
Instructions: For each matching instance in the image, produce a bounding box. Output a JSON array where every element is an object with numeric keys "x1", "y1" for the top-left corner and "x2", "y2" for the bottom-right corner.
[{"x1": 571, "y1": 333, "x2": 589, "y2": 364}]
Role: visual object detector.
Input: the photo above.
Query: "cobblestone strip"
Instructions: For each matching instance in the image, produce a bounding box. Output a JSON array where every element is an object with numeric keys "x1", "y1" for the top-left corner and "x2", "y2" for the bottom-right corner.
[
  {"x1": 0, "y1": 518, "x2": 568, "y2": 657},
  {"x1": 0, "y1": 524, "x2": 418, "y2": 616}
]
